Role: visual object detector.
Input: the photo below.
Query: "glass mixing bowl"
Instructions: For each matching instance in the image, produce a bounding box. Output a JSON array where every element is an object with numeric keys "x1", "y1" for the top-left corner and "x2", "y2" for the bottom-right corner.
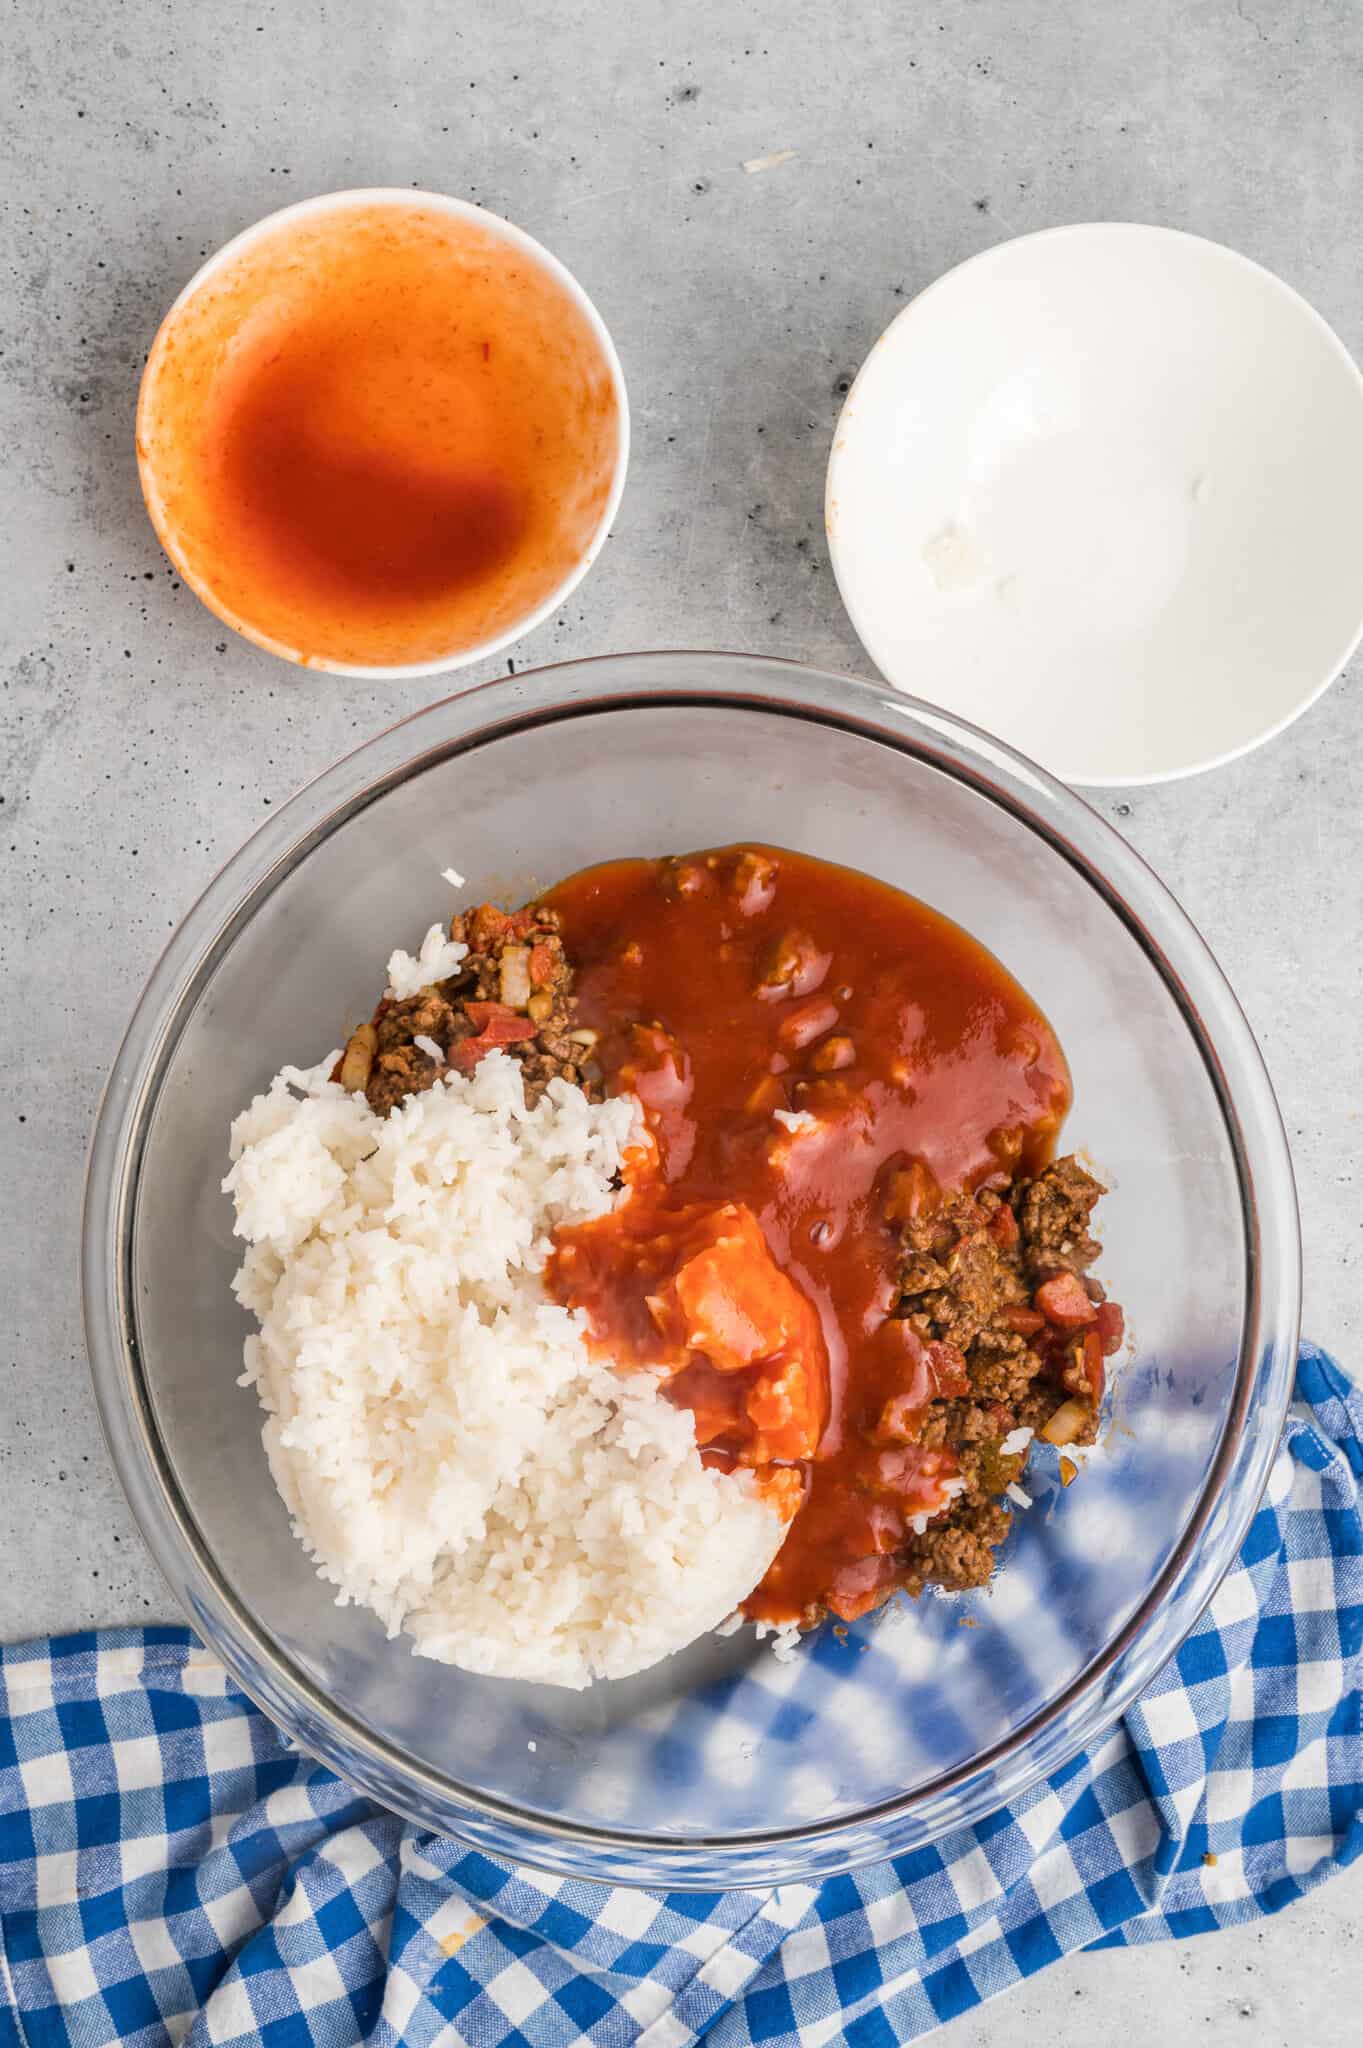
[{"x1": 82, "y1": 652, "x2": 1299, "y2": 1888}]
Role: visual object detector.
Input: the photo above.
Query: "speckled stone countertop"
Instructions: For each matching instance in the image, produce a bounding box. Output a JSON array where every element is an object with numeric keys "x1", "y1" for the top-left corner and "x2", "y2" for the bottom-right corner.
[{"x1": 3, "y1": 1, "x2": 1359, "y2": 2034}]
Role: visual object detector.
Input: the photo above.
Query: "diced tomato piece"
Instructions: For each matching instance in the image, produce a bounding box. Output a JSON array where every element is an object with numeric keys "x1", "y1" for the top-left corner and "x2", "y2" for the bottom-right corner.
[
  {"x1": 528, "y1": 942, "x2": 557, "y2": 987},
  {"x1": 865, "y1": 1502, "x2": 905, "y2": 1554},
  {"x1": 873, "y1": 1392, "x2": 924, "y2": 1445},
  {"x1": 445, "y1": 1003, "x2": 540, "y2": 1075},
  {"x1": 825, "y1": 1554, "x2": 897, "y2": 1622},
  {"x1": 874, "y1": 1318, "x2": 934, "y2": 1411},
  {"x1": 1035, "y1": 1272, "x2": 1098, "y2": 1329},
  {"x1": 988, "y1": 1203, "x2": 1019, "y2": 1248},
  {"x1": 462, "y1": 1001, "x2": 539, "y2": 1043},
  {"x1": 1059, "y1": 1329, "x2": 1105, "y2": 1404},
  {"x1": 468, "y1": 904, "x2": 510, "y2": 950},
  {"x1": 835, "y1": 1498, "x2": 905, "y2": 1557},
  {"x1": 928, "y1": 1339, "x2": 969, "y2": 1398},
  {"x1": 444, "y1": 1038, "x2": 487, "y2": 1073},
  {"x1": 1095, "y1": 1299, "x2": 1125, "y2": 1356},
  {"x1": 872, "y1": 1444, "x2": 958, "y2": 1515},
  {"x1": 874, "y1": 1318, "x2": 968, "y2": 1403},
  {"x1": 1000, "y1": 1303, "x2": 1046, "y2": 1336},
  {"x1": 882, "y1": 1158, "x2": 941, "y2": 1226}
]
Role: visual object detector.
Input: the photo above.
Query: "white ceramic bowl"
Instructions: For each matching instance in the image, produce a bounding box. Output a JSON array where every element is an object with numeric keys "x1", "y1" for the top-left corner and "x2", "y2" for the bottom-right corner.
[
  {"x1": 137, "y1": 188, "x2": 630, "y2": 680},
  {"x1": 826, "y1": 223, "x2": 1363, "y2": 784}
]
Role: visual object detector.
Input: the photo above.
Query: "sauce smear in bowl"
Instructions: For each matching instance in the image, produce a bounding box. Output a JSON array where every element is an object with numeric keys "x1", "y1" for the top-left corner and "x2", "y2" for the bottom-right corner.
[{"x1": 137, "y1": 193, "x2": 625, "y2": 672}]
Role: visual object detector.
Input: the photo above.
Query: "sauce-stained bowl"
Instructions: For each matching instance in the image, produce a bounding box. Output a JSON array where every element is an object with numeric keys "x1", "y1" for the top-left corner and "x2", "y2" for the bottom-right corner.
[
  {"x1": 82, "y1": 652, "x2": 1299, "y2": 1887},
  {"x1": 136, "y1": 189, "x2": 629, "y2": 678}
]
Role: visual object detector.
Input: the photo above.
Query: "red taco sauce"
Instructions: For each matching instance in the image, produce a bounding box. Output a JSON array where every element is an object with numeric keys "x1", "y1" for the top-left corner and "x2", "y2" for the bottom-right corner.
[{"x1": 543, "y1": 845, "x2": 1078, "y2": 1626}]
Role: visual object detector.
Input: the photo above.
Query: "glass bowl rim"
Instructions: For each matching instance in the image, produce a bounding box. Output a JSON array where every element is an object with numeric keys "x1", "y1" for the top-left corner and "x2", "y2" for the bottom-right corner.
[{"x1": 81, "y1": 649, "x2": 1301, "y2": 1888}]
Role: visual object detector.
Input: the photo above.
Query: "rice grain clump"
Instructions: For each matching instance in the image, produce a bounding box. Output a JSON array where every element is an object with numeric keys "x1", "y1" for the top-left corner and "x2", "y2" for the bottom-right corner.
[{"x1": 224, "y1": 1050, "x2": 789, "y2": 1688}]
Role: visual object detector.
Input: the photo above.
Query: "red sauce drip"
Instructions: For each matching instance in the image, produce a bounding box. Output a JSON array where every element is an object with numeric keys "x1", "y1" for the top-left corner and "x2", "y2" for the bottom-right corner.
[{"x1": 542, "y1": 846, "x2": 1070, "y2": 1623}]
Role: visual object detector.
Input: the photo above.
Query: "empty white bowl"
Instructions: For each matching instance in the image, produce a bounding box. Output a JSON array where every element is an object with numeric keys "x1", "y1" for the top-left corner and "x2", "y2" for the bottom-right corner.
[{"x1": 826, "y1": 224, "x2": 1363, "y2": 784}]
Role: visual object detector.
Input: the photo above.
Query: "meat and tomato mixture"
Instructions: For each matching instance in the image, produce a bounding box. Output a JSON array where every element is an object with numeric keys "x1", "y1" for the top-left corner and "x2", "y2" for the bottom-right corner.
[
  {"x1": 344, "y1": 844, "x2": 1124, "y2": 1633},
  {"x1": 333, "y1": 901, "x2": 598, "y2": 1113}
]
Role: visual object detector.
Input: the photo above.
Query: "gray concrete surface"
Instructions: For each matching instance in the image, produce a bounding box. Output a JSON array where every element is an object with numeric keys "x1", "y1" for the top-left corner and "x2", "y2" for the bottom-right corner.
[{"x1": 2, "y1": 0, "x2": 1360, "y2": 2035}]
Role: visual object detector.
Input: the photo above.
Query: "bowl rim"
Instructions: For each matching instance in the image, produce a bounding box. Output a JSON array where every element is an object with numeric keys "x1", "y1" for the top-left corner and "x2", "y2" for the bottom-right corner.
[
  {"x1": 824, "y1": 220, "x2": 1363, "y2": 787},
  {"x1": 135, "y1": 185, "x2": 631, "y2": 680},
  {"x1": 82, "y1": 650, "x2": 1301, "y2": 1887}
]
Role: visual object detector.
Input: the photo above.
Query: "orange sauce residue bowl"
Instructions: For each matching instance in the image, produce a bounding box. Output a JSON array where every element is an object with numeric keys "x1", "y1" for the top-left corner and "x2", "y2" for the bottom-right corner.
[{"x1": 136, "y1": 190, "x2": 629, "y2": 676}]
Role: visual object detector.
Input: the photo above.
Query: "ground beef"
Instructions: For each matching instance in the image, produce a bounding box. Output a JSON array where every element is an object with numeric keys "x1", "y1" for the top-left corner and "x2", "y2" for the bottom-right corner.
[
  {"x1": 902, "y1": 1499, "x2": 1012, "y2": 1595},
  {"x1": 367, "y1": 1042, "x2": 441, "y2": 1117},
  {"x1": 333, "y1": 901, "x2": 600, "y2": 1115},
  {"x1": 1017, "y1": 1155, "x2": 1104, "y2": 1280},
  {"x1": 363, "y1": 989, "x2": 461, "y2": 1114},
  {"x1": 872, "y1": 1153, "x2": 1121, "y2": 1606}
]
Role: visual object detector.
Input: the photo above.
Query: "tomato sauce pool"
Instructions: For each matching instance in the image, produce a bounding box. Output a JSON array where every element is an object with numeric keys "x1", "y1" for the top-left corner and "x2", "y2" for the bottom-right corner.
[{"x1": 543, "y1": 845, "x2": 1072, "y2": 1625}]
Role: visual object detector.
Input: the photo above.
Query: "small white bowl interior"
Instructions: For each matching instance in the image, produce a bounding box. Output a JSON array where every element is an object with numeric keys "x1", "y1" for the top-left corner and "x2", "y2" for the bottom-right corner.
[{"x1": 826, "y1": 224, "x2": 1363, "y2": 784}]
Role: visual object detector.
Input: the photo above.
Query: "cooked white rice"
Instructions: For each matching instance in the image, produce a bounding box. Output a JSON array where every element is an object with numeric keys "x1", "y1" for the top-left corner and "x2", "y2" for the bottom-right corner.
[
  {"x1": 223, "y1": 1049, "x2": 790, "y2": 1688},
  {"x1": 386, "y1": 922, "x2": 469, "y2": 999}
]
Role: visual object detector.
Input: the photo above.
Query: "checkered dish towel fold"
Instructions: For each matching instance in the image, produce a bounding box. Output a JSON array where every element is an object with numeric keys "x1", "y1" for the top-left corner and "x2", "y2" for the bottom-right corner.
[{"x1": 1, "y1": 1346, "x2": 1359, "y2": 2048}]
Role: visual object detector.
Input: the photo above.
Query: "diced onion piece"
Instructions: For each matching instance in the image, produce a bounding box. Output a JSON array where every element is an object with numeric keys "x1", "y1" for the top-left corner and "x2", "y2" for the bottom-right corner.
[
  {"x1": 1040, "y1": 1397, "x2": 1091, "y2": 1447},
  {"x1": 337, "y1": 1022, "x2": 377, "y2": 1094},
  {"x1": 778, "y1": 998, "x2": 839, "y2": 1050},
  {"x1": 499, "y1": 945, "x2": 532, "y2": 1008}
]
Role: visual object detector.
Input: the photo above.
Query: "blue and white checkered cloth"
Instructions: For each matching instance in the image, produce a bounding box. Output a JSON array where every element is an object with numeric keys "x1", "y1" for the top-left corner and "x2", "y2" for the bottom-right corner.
[{"x1": 2, "y1": 1345, "x2": 1359, "y2": 2048}]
